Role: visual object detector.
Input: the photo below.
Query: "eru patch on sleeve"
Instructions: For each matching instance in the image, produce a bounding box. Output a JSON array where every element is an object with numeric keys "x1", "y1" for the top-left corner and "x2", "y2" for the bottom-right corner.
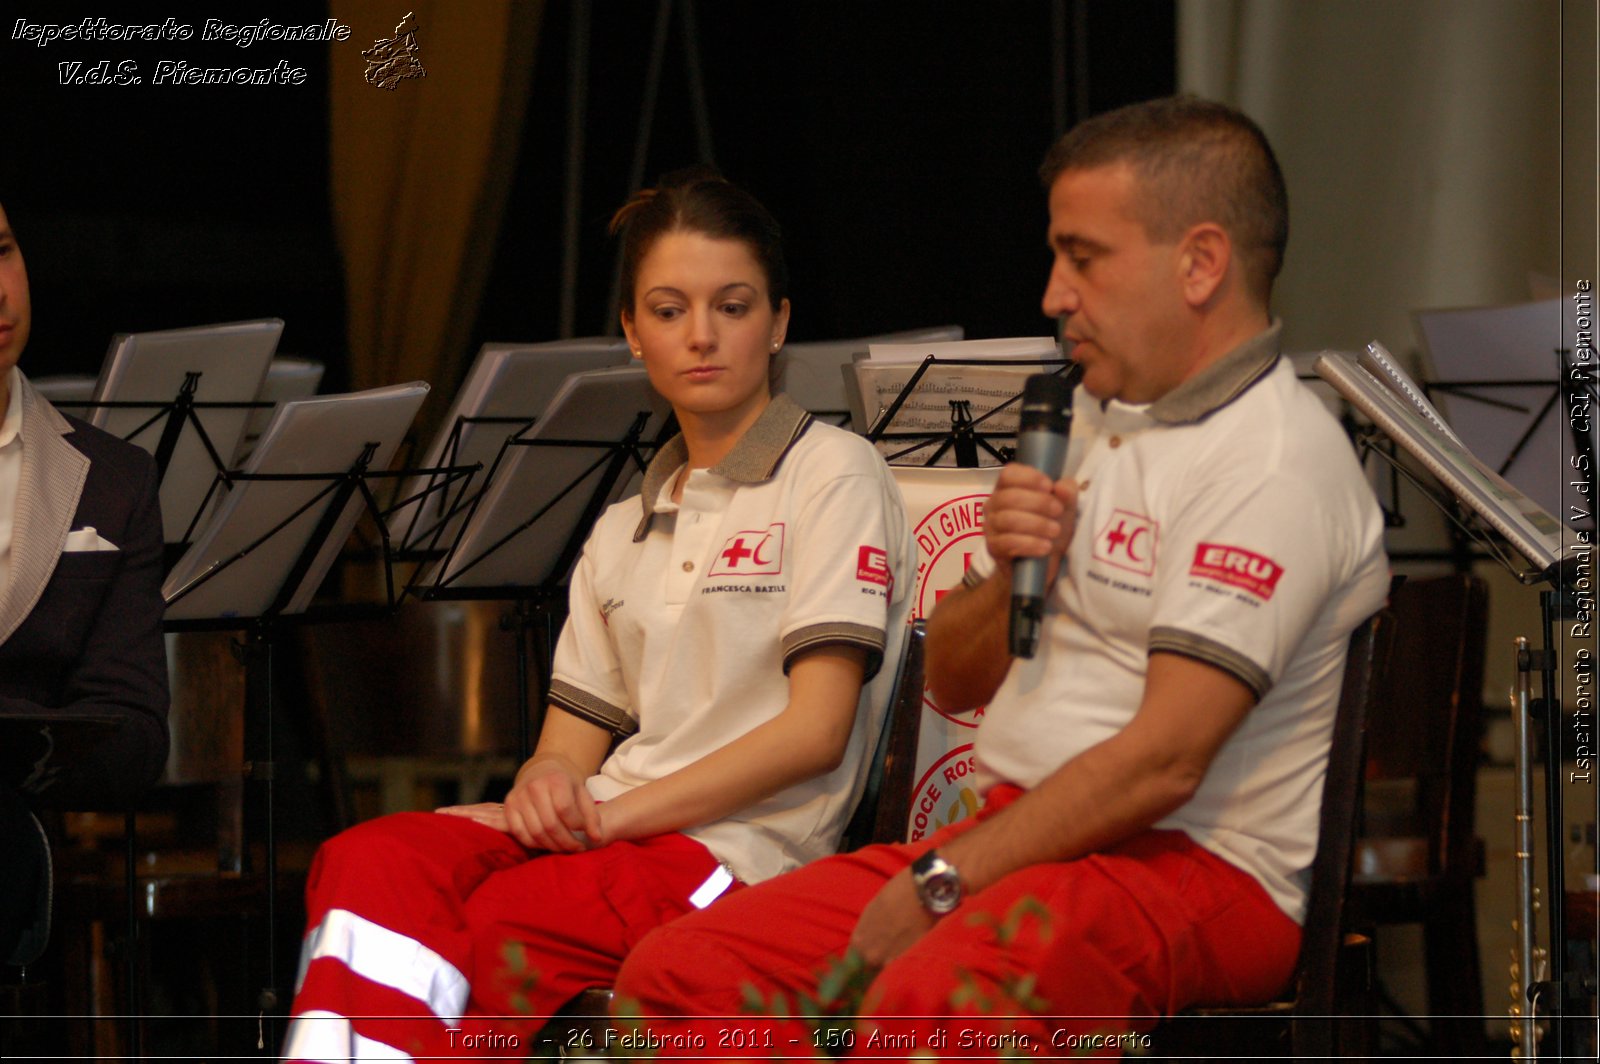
[{"x1": 1190, "y1": 543, "x2": 1284, "y2": 600}]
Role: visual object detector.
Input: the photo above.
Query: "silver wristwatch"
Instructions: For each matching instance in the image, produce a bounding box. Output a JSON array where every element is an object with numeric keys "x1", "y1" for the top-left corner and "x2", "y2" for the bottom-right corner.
[{"x1": 910, "y1": 849, "x2": 965, "y2": 915}]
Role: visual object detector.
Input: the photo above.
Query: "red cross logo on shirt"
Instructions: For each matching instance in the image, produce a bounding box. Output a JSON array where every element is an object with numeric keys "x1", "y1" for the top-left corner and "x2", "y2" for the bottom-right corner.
[
  {"x1": 721, "y1": 538, "x2": 756, "y2": 568},
  {"x1": 708, "y1": 523, "x2": 786, "y2": 576},
  {"x1": 1092, "y1": 509, "x2": 1158, "y2": 576}
]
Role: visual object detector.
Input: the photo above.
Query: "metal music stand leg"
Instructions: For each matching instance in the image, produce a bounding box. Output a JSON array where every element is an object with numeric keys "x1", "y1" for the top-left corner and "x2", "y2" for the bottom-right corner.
[
  {"x1": 507, "y1": 601, "x2": 534, "y2": 764},
  {"x1": 124, "y1": 808, "x2": 140, "y2": 1059},
  {"x1": 242, "y1": 624, "x2": 281, "y2": 1053},
  {"x1": 504, "y1": 594, "x2": 562, "y2": 764}
]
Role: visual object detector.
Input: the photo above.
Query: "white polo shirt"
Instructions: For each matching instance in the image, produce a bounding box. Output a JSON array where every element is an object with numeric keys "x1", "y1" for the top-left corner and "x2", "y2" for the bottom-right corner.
[
  {"x1": 549, "y1": 395, "x2": 913, "y2": 884},
  {"x1": 969, "y1": 324, "x2": 1389, "y2": 921}
]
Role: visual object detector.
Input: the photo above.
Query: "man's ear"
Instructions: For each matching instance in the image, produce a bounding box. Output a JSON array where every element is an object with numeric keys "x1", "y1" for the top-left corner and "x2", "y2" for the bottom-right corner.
[{"x1": 1176, "y1": 223, "x2": 1231, "y2": 308}]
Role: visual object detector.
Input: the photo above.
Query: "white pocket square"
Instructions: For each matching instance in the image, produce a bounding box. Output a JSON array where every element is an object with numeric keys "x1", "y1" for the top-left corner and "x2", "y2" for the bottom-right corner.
[{"x1": 63, "y1": 527, "x2": 120, "y2": 552}]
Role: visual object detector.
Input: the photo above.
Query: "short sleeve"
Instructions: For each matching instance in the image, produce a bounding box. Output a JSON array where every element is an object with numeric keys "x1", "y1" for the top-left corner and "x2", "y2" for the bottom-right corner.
[
  {"x1": 1147, "y1": 473, "x2": 1351, "y2": 700},
  {"x1": 548, "y1": 542, "x2": 638, "y2": 737},
  {"x1": 779, "y1": 443, "x2": 908, "y2": 681}
]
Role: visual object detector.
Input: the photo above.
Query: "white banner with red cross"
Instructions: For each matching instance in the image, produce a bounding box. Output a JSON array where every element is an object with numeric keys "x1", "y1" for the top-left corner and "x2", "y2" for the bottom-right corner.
[{"x1": 890, "y1": 466, "x2": 999, "y2": 842}]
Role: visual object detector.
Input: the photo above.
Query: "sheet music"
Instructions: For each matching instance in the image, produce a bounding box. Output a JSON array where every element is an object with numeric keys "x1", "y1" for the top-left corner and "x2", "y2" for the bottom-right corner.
[
  {"x1": 851, "y1": 337, "x2": 1061, "y2": 466},
  {"x1": 162, "y1": 382, "x2": 429, "y2": 621},
  {"x1": 1315, "y1": 353, "x2": 1583, "y2": 577},
  {"x1": 777, "y1": 326, "x2": 963, "y2": 417},
  {"x1": 862, "y1": 336, "x2": 1059, "y2": 364}
]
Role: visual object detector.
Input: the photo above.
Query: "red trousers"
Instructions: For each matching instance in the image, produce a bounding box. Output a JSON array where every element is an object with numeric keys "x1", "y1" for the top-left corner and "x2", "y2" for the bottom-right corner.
[
  {"x1": 614, "y1": 785, "x2": 1300, "y2": 1059},
  {"x1": 282, "y1": 812, "x2": 737, "y2": 1061}
]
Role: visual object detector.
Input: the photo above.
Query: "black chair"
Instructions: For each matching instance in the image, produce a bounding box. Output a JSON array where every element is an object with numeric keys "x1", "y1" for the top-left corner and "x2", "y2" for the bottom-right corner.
[
  {"x1": 51, "y1": 630, "x2": 313, "y2": 1057},
  {"x1": 1152, "y1": 608, "x2": 1396, "y2": 1060},
  {"x1": 534, "y1": 620, "x2": 929, "y2": 1058},
  {"x1": 1350, "y1": 574, "x2": 1490, "y2": 1056}
]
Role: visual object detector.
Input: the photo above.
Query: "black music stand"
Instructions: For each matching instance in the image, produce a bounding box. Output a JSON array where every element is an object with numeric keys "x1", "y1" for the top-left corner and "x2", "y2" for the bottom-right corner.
[
  {"x1": 862, "y1": 356, "x2": 1079, "y2": 467},
  {"x1": 389, "y1": 339, "x2": 634, "y2": 555},
  {"x1": 391, "y1": 413, "x2": 535, "y2": 556},
  {"x1": 48, "y1": 385, "x2": 271, "y2": 1056},
  {"x1": 154, "y1": 383, "x2": 437, "y2": 1054},
  {"x1": 78, "y1": 319, "x2": 283, "y2": 545},
  {"x1": 56, "y1": 387, "x2": 277, "y2": 552},
  {"x1": 409, "y1": 367, "x2": 671, "y2": 761},
  {"x1": 1318, "y1": 351, "x2": 1597, "y2": 1057},
  {"x1": 1426, "y1": 363, "x2": 1595, "y2": 521}
]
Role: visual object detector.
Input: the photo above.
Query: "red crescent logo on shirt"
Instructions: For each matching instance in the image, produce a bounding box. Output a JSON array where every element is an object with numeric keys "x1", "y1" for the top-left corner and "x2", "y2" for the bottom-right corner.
[
  {"x1": 709, "y1": 523, "x2": 786, "y2": 576},
  {"x1": 1092, "y1": 510, "x2": 1159, "y2": 576}
]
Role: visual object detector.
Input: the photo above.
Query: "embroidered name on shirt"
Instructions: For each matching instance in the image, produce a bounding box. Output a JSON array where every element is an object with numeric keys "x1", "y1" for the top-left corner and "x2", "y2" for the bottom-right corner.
[
  {"x1": 1190, "y1": 543, "x2": 1284, "y2": 600},
  {"x1": 599, "y1": 598, "x2": 624, "y2": 626},
  {"x1": 1092, "y1": 510, "x2": 1158, "y2": 576},
  {"x1": 708, "y1": 523, "x2": 785, "y2": 577}
]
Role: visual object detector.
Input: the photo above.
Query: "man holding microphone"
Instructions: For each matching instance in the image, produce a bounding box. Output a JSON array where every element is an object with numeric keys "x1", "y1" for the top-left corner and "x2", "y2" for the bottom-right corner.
[{"x1": 615, "y1": 95, "x2": 1390, "y2": 1050}]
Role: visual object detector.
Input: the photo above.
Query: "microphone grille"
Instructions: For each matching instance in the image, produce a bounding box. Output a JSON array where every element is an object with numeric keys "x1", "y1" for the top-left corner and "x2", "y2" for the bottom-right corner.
[{"x1": 1019, "y1": 371, "x2": 1075, "y2": 432}]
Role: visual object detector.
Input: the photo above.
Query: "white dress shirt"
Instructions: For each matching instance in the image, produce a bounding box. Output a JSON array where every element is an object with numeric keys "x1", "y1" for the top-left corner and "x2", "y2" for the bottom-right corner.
[{"x1": 0, "y1": 367, "x2": 26, "y2": 602}]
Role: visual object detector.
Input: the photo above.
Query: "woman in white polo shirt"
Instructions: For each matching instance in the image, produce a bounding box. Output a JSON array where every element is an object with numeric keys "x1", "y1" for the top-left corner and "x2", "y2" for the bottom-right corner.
[{"x1": 283, "y1": 169, "x2": 911, "y2": 1061}]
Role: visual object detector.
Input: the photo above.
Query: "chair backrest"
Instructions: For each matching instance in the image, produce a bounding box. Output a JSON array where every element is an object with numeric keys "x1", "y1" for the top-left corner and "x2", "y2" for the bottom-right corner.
[
  {"x1": 840, "y1": 620, "x2": 926, "y2": 851},
  {"x1": 1364, "y1": 574, "x2": 1488, "y2": 872},
  {"x1": 1294, "y1": 608, "x2": 1395, "y2": 1021}
]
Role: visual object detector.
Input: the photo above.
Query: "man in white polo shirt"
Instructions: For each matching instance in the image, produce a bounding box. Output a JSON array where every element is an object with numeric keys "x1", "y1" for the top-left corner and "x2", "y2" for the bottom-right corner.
[{"x1": 614, "y1": 96, "x2": 1389, "y2": 1050}]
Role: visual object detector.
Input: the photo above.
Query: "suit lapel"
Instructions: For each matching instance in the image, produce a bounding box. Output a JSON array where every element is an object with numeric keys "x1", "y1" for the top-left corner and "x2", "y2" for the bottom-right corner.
[{"x1": 0, "y1": 377, "x2": 89, "y2": 645}]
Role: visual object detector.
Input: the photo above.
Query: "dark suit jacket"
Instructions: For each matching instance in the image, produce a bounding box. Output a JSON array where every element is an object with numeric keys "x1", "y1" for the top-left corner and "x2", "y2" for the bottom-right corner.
[{"x1": 0, "y1": 372, "x2": 169, "y2": 809}]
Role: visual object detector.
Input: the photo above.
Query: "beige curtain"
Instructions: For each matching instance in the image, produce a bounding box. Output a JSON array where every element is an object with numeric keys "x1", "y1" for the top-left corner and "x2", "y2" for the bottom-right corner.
[
  {"x1": 1177, "y1": 0, "x2": 1592, "y2": 358},
  {"x1": 1177, "y1": 0, "x2": 1593, "y2": 550},
  {"x1": 329, "y1": 0, "x2": 543, "y2": 428}
]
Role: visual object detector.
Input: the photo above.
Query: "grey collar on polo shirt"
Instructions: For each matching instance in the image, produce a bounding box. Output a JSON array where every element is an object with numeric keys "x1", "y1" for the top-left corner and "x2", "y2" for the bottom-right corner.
[
  {"x1": 633, "y1": 394, "x2": 815, "y2": 542},
  {"x1": 1146, "y1": 320, "x2": 1283, "y2": 426}
]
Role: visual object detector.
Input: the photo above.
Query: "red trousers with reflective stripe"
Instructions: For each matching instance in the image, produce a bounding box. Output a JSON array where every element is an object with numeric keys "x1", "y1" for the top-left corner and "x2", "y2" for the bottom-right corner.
[
  {"x1": 284, "y1": 811, "x2": 735, "y2": 1060},
  {"x1": 614, "y1": 785, "x2": 1299, "y2": 1059}
]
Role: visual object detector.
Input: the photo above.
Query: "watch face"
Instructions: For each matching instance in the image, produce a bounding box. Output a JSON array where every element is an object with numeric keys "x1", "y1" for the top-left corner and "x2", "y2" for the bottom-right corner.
[
  {"x1": 913, "y1": 852, "x2": 963, "y2": 915},
  {"x1": 923, "y1": 874, "x2": 962, "y2": 914}
]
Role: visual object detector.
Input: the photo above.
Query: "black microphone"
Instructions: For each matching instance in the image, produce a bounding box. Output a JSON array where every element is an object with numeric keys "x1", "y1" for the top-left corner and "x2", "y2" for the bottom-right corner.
[{"x1": 1008, "y1": 370, "x2": 1077, "y2": 659}]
